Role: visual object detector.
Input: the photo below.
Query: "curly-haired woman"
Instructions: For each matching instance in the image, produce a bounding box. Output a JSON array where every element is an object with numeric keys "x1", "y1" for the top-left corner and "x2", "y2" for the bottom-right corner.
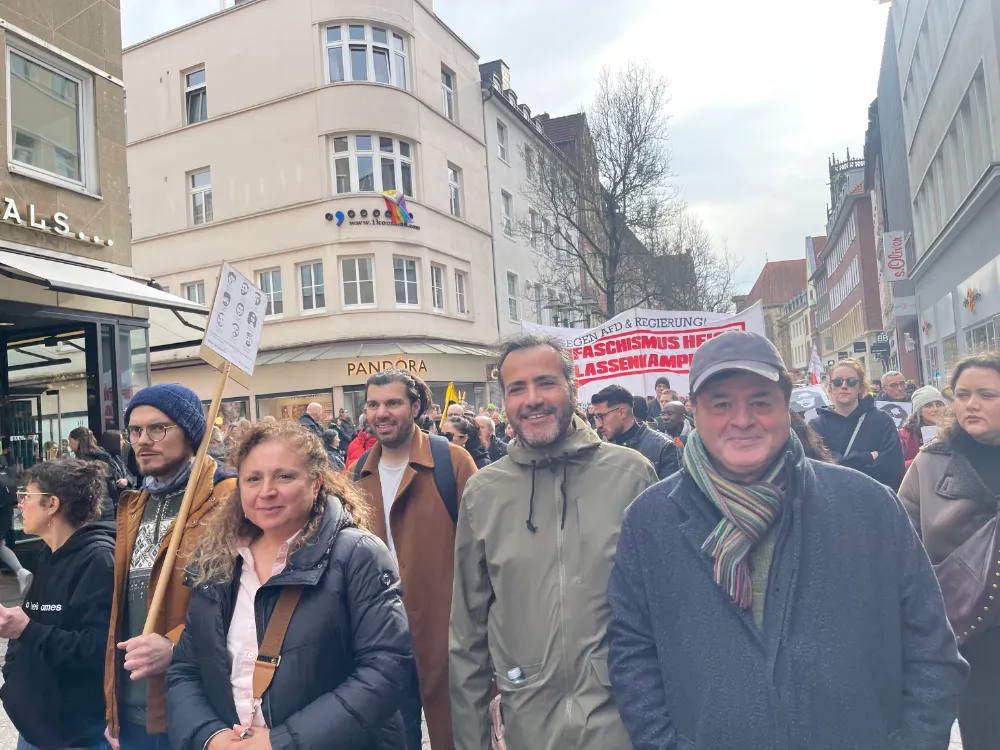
[{"x1": 166, "y1": 420, "x2": 411, "y2": 750}]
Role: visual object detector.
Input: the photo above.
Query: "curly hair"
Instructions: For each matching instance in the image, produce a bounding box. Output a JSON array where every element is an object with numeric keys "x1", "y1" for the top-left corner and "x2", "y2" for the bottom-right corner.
[
  {"x1": 189, "y1": 420, "x2": 370, "y2": 586},
  {"x1": 25, "y1": 458, "x2": 106, "y2": 528},
  {"x1": 445, "y1": 415, "x2": 484, "y2": 453}
]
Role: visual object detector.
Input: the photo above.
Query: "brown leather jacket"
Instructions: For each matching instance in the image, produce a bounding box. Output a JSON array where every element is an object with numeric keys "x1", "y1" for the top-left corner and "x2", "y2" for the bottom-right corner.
[{"x1": 103, "y1": 459, "x2": 235, "y2": 736}]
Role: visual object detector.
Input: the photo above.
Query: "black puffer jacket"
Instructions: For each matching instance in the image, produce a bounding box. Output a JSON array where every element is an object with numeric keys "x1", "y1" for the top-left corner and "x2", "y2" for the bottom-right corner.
[
  {"x1": 809, "y1": 395, "x2": 906, "y2": 491},
  {"x1": 166, "y1": 499, "x2": 412, "y2": 750},
  {"x1": 613, "y1": 421, "x2": 680, "y2": 481}
]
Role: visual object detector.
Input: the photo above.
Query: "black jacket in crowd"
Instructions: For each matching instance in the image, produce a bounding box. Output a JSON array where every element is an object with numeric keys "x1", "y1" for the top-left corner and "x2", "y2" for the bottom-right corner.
[
  {"x1": 468, "y1": 444, "x2": 491, "y2": 470},
  {"x1": 809, "y1": 395, "x2": 906, "y2": 491},
  {"x1": 77, "y1": 447, "x2": 127, "y2": 519},
  {"x1": 487, "y1": 434, "x2": 508, "y2": 463},
  {"x1": 166, "y1": 498, "x2": 412, "y2": 750},
  {"x1": 613, "y1": 421, "x2": 681, "y2": 481},
  {"x1": 1, "y1": 521, "x2": 115, "y2": 749},
  {"x1": 298, "y1": 413, "x2": 325, "y2": 439}
]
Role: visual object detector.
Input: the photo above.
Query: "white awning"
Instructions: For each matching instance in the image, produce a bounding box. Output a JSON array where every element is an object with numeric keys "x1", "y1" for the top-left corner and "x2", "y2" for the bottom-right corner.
[
  {"x1": 0, "y1": 248, "x2": 207, "y2": 313},
  {"x1": 148, "y1": 306, "x2": 208, "y2": 351},
  {"x1": 253, "y1": 340, "x2": 497, "y2": 366}
]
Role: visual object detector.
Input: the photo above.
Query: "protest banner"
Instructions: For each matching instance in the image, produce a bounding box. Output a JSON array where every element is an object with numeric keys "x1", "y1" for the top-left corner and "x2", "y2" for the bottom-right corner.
[
  {"x1": 876, "y1": 400, "x2": 912, "y2": 429},
  {"x1": 142, "y1": 262, "x2": 265, "y2": 635},
  {"x1": 522, "y1": 302, "x2": 766, "y2": 401},
  {"x1": 790, "y1": 385, "x2": 830, "y2": 422}
]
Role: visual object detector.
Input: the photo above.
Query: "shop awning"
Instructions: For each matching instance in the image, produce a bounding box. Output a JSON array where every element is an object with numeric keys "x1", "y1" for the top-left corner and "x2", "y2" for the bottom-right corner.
[
  {"x1": 0, "y1": 249, "x2": 207, "y2": 313},
  {"x1": 253, "y1": 340, "x2": 497, "y2": 366},
  {"x1": 148, "y1": 306, "x2": 208, "y2": 352}
]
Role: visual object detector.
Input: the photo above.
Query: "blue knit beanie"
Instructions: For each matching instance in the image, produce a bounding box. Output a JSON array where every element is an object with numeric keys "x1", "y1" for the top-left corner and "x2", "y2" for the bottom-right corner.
[{"x1": 124, "y1": 383, "x2": 206, "y2": 448}]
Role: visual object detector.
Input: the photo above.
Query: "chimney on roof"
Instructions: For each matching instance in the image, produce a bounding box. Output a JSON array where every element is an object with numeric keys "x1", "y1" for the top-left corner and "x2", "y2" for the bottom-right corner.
[
  {"x1": 479, "y1": 60, "x2": 510, "y2": 91},
  {"x1": 536, "y1": 112, "x2": 550, "y2": 123}
]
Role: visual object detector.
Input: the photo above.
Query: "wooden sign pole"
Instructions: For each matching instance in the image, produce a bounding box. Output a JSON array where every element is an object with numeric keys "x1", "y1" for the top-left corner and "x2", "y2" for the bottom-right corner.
[{"x1": 142, "y1": 360, "x2": 232, "y2": 636}]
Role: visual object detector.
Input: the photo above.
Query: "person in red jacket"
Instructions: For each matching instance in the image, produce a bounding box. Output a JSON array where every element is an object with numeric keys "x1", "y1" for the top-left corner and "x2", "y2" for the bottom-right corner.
[
  {"x1": 346, "y1": 428, "x2": 378, "y2": 472},
  {"x1": 899, "y1": 386, "x2": 947, "y2": 467}
]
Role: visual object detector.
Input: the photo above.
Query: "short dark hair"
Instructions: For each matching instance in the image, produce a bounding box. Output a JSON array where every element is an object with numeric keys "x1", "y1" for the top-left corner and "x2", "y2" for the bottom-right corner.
[
  {"x1": 365, "y1": 369, "x2": 431, "y2": 418},
  {"x1": 26, "y1": 458, "x2": 106, "y2": 528},
  {"x1": 692, "y1": 369, "x2": 794, "y2": 404},
  {"x1": 496, "y1": 334, "x2": 575, "y2": 391},
  {"x1": 655, "y1": 376, "x2": 671, "y2": 389},
  {"x1": 590, "y1": 384, "x2": 634, "y2": 409},
  {"x1": 445, "y1": 415, "x2": 484, "y2": 452},
  {"x1": 632, "y1": 395, "x2": 649, "y2": 422}
]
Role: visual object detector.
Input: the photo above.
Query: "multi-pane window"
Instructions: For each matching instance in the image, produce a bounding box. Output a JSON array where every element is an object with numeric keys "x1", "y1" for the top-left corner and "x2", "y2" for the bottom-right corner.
[
  {"x1": 448, "y1": 165, "x2": 462, "y2": 218},
  {"x1": 258, "y1": 269, "x2": 283, "y2": 316},
  {"x1": 190, "y1": 169, "x2": 213, "y2": 225},
  {"x1": 441, "y1": 66, "x2": 455, "y2": 120},
  {"x1": 455, "y1": 271, "x2": 468, "y2": 315},
  {"x1": 501, "y1": 191, "x2": 514, "y2": 236},
  {"x1": 299, "y1": 261, "x2": 325, "y2": 311},
  {"x1": 8, "y1": 43, "x2": 92, "y2": 187},
  {"x1": 183, "y1": 282, "x2": 205, "y2": 305},
  {"x1": 525, "y1": 146, "x2": 536, "y2": 180},
  {"x1": 331, "y1": 134, "x2": 413, "y2": 196},
  {"x1": 507, "y1": 272, "x2": 520, "y2": 321},
  {"x1": 394, "y1": 258, "x2": 419, "y2": 306},
  {"x1": 341, "y1": 257, "x2": 375, "y2": 306},
  {"x1": 497, "y1": 119, "x2": 509, "y2": 161},
  {"x1": 325, "y1": 24, "x2": 406, "y2": 89},
  {"x1": 185, "y1": 68, "x2": 207, "y2": 125},
  {"x1": 431, "y1": 265, "x2": 446, "y2": 310}
]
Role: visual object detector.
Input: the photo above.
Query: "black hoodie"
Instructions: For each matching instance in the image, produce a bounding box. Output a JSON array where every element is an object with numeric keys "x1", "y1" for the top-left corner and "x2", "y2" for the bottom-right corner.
[
  {"x1": 809, "y1": 395, "x2": 906, "y2": 491},
  {"x1": 1, "y1": 521, "x2": 115, "y2": 749}
]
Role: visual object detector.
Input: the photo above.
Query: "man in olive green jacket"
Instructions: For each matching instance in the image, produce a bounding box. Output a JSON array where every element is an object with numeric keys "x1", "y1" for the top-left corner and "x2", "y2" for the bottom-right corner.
[{"x1": 449, "y1": 334, "x2": 658, "y2": 749}]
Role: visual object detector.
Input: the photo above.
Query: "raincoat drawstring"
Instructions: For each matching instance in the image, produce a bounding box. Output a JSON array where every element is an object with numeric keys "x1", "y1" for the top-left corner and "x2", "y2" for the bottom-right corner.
[
  {"x1": 525, "y1": 460, "x2": 538, "y2": 532},
  {"x1": 560, "y1": 453, "x2": 570, "y2": 529}
]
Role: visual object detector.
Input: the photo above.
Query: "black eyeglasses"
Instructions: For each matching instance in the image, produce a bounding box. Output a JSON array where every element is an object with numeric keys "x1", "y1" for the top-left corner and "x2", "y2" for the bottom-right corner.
[
  {"x1": 592, "y1": 407, "x2": 622, "y2": 423},
  {"x1": 126, "y1": 423, "x2": 177, "y2": 444},
  {"x1": 831, "y1": 377, "x2": 860, "y2": 388}
]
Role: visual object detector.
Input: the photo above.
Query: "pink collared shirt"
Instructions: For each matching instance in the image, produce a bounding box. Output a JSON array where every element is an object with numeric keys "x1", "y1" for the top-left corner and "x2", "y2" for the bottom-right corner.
[{"x1": 228, "y1": 532, "x2": 301, "y2": 728}]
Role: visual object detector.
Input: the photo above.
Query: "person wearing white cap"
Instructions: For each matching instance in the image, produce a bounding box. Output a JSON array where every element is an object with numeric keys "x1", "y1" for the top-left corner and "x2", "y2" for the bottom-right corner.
[
  {"x1": 899, "y1": 386, "x2": 947, "y2": 466},
  {"x1": 607, "y1": 330, "x2": 966, "y2": 749}
]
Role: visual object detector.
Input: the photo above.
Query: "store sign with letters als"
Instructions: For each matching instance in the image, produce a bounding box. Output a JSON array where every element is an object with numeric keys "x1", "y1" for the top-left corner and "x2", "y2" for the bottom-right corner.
[{"x1": 1, "y1": 196, "x2": 115, "y2": 247}]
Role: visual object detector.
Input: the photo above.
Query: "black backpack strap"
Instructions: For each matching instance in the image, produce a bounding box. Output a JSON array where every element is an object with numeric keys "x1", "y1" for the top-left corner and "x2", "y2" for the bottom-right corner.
[
  {"x1": 353, "y1": 448, "x2": 374, "y2": 482},
  {"x1": 427, "y1": 434, "x2": 458, "y2": 525}
]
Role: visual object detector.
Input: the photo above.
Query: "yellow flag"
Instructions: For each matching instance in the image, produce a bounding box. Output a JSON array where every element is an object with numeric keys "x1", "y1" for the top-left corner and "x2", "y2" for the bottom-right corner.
[{"x1": 441, "y1": 382, "x2": 459, "y2": 429}]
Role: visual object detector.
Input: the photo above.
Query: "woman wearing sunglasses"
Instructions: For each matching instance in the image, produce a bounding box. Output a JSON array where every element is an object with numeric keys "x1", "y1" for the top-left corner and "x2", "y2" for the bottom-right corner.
[
  {"x1": 809, "y1": 359, "x2": 906, "y2": 491},
  {"x1": 441, "y1": 415, "x2": 491, "y2": 469}
]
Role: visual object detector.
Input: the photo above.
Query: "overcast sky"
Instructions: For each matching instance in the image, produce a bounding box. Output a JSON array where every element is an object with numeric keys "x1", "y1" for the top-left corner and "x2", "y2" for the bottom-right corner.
[{"x1": 121, "y1": 0, "x2": 890, "y2": 291}]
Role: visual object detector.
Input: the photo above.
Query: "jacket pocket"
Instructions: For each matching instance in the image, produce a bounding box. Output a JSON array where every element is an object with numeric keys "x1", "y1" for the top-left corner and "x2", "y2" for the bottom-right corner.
[{"x1": 494, "y1": 661, "x2": 543, "y2": 692}]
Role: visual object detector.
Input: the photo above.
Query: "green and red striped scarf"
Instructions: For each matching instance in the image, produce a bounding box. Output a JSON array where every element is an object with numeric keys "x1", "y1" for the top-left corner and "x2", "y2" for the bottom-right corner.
[{"x1": 682, "y1": 430, "x2": 785, "y2": 609}]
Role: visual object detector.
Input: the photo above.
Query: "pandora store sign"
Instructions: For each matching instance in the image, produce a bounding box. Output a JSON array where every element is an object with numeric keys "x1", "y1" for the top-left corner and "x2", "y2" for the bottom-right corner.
[{"x1": 1, "y1": 197, "x2": 114, "y2": 247}]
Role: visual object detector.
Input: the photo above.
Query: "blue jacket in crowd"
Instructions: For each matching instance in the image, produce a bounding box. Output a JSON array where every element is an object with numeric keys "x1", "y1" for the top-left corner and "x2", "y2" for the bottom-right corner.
[{"x1": 607, "y1": 435, "x2": 967, "y2": 750}]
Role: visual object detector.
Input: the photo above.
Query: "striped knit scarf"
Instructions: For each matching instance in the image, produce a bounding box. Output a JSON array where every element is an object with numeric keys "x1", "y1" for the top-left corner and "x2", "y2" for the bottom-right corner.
[{"x1": 683, "y1": 430, "x2": 785, "y2": 609}]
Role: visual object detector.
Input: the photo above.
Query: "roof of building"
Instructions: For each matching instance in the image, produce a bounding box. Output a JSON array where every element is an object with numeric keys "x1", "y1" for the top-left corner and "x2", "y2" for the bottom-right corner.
[
  {"x1": 744, "y1": 259, "x2": 808, "y2": 307},
  {"x1": 541, "y1": 113, "x2": 586, "y2": 145}
]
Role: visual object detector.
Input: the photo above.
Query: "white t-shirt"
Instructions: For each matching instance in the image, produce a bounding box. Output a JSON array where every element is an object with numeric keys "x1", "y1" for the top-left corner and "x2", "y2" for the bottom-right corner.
[{"x1": 378, "y1": 457, "x2": 408, "y2": 555}]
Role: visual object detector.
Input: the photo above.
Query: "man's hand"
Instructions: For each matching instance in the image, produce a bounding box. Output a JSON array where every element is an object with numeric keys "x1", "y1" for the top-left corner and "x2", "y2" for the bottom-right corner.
[
  {"x1": 117, "y1": 634, "x2": 174, "y2": 680},
  {"x1": 207, "y1": 729, "x2": 245, "y2": 749},
  {"x1": 236, "y1": 726, "x2": 272, "y2": 750},
  {"x1": 871, "y1": 451, "x2": 880, "y2": 460},
  {"x1": 116, "y1": 478, "x2": 129, "y2": 488},
  {"x1": 0, "y1": 604, "x2": 30, "y2": 639},
  {"x1": 105, "y1": 726, "x2": 120, "y2": 750}
]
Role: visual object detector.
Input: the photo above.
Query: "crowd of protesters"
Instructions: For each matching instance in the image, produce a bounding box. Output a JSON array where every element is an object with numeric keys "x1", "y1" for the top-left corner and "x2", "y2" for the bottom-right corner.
[{"x1": 0, "y1": 332, "x2": 997, "y2": 750}]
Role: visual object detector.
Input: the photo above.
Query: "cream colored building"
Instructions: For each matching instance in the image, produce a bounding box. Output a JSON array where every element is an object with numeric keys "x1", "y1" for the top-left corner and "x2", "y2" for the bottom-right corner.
[{"x1": 124, "y1": 0, "x2": 500, "y2": 422}]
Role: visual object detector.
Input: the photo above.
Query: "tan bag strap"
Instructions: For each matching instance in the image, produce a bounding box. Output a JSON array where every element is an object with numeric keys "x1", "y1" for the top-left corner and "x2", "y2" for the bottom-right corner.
[{"x1": 250, "y1": 586, "x2": 303, "y2": 716}]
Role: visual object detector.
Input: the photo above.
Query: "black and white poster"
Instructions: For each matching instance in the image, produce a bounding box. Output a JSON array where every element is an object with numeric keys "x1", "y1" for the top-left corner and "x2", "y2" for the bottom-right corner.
[{"x1": 202, "y1": 262, "x2": 268, "y2": 377}]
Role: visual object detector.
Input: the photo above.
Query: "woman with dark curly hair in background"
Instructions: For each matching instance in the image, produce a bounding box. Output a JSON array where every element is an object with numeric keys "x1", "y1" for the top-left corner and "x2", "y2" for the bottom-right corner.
[
  {"x1": 0, "y1": 458, "x2": 116, "y2": 750},
  {"x1": 441, "y1": 415, "x2": 491, "y2": 469}
]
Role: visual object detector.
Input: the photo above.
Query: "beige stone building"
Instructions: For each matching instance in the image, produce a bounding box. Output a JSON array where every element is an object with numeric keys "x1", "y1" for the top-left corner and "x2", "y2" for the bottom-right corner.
[
  {"x1": 0, "y1": 1, "x2": 203, "y2": 473},
  {"x1": 124, "y1": 0, "x2": 500, "y2": 423}
]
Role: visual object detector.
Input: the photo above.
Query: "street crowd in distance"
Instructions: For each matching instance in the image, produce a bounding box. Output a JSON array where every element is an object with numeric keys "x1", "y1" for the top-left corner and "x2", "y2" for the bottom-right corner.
[{"x1": 0, "y1": 330, "x2": 997, "y2": 750}]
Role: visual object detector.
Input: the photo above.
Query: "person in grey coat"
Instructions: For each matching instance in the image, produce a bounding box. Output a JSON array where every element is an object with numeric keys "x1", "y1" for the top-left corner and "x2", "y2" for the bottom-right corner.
[
  {"x1": 607, "y1": 331, "x2": 967, "y2": 750},
  {"x1": 591, "y1": 385, "x2": 680, "y2": 480}
]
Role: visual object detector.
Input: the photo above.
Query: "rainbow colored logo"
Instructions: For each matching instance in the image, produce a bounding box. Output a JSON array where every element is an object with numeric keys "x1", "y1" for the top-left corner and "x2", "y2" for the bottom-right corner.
[{"x1": 382, "y1": 190, "x2": 413, "y2": 226}]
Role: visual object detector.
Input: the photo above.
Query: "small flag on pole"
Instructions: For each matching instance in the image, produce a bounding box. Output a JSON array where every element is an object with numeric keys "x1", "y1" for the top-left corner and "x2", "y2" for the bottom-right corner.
[{"x1": 809, "y1": 343, "x2": 824, "y2": 386}]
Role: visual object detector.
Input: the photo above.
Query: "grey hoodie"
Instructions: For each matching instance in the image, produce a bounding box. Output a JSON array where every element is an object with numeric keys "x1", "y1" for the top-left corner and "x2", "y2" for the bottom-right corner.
[{"x1": 449, "y1": 415, "x2": 657, "y2": 749}]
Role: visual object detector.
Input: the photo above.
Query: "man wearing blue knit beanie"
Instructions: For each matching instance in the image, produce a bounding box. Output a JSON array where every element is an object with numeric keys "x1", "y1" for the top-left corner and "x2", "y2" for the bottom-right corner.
[{"x1": 103, "y1": 384, "x2": 237, "y2": 750}]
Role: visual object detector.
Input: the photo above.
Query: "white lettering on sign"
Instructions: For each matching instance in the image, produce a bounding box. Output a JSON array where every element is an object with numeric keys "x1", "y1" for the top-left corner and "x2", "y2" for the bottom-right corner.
[
  {"x1": 1, "y1": 197, "x2": 113, "y2": 247},
  {"x1": 882, "y1": 231, "x2": 907, "y2": 282}
]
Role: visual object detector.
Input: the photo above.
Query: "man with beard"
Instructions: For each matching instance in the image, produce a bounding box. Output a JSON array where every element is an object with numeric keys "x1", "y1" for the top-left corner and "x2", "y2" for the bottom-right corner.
[
  {"x1": 450, "y1": 334, "x2": 658, "y2": 749},
  {"x1": 350, "y1": 370, "x2": 477, "y2": 750}
]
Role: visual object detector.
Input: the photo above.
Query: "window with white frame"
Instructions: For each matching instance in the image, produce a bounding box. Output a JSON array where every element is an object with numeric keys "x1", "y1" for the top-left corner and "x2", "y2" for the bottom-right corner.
[
  {"x1": 330, "y1": 134, "x2": 413, "y2": 196},
  {"x1": 189, "y1": 169, "x2": 213, "y2": 225},
  {"x1": 340, "y1": 257, "x2": 375, "y2": 306},
  {"x1": 497, "y1": 119, "x2": 509, "y2": 161},
  {"x1": 394, "y1": 258, "x2": 419, "y2": 306},
  {"x1": 183, "y1": 282, "x2": 205, "y2": 305},
  {"x1": 441, "y1": 66, "x2": 455, "y2": 120},
  {"x1": 507, "y1": 271, "x2": 520, "y2": 321},
  {"x1": 455, "y1": 271, "x2": 468, "y2": 315},
  {"x1": 299, "y1": 261, "x2": 325, "y2": 311},
  {"x1": 324, "y1": 24, "x2": 406, "y2": 89},
  {"x1": 525, "y1": 145, "x2": 536, "y2": 181},
  {"x1": 185, "y1": 68, "x2": 207, "y2": 125},
  {"x1": 448, "y1": 165, "x2": 462, "y2": 218},
  {"x1": 430, "y1": 264, "x2": 445, "y2": 311},
  {"x1": 7, "y1": 39, "x2": 95, "y2": 189},
  {"x1": 501, "y1": 191, "x2": 514, "y2": 236},
  {"x1": 258, "y1": 269, "x2": 283, "y2": 316}
]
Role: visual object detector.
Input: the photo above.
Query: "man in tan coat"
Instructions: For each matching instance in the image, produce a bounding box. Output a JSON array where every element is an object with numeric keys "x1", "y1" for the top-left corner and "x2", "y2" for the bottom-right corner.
[{"x1": 350, "y1": 370, "x2": 476, "y2": 750}]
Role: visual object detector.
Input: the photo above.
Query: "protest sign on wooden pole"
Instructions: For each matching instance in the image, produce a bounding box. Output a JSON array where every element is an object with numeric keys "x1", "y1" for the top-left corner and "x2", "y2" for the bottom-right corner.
[{"x1": 142, "y1": 261, "x2": 267, "y2": 635}]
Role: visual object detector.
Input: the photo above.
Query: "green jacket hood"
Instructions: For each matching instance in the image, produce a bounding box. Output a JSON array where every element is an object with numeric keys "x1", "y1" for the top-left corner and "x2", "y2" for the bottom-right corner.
[{"x1": 506, "y1": 415, "x2": 602, "y2": 467}]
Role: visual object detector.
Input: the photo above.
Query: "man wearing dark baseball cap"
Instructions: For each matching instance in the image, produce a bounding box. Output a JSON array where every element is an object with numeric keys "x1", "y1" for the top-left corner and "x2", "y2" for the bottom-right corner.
[{"x1": 607, "y1": 331, "x2": 966, "y2": 748}]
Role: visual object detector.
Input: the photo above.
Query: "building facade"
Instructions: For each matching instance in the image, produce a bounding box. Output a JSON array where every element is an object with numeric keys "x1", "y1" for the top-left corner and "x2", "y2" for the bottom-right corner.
[
  {"x1": 124, "y1": 0, "x2": 500, "y2": 422},
  {"x1": 0, "y1": 1, "x2": 202, "y2": 474},
  {"x1": 737, "y1": 259, "x2": 808, "y2": 373},
  {"x1": 892, "y1": 0, "x2": 1000, "y2": 387}
]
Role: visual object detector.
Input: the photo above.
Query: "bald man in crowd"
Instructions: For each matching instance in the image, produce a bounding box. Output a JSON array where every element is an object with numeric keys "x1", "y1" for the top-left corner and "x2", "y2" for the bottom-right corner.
[{"x1": 297, "y1": 401, "x2": 326, "y2": 438}]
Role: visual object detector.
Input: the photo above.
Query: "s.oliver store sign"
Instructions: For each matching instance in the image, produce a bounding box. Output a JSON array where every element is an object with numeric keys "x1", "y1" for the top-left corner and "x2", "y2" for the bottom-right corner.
[
  {"x1": 882, "y1": 231, "x2": 908, "y2": 282},
  {"x1": 522, "y1": 302, "x2": 766, "y2": 400}
]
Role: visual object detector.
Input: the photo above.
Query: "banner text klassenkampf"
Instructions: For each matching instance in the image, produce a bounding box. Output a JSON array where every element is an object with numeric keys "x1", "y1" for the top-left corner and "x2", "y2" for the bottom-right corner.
[{"x1": 521, "y1": 302, "x2": 766, "y2": 401}]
